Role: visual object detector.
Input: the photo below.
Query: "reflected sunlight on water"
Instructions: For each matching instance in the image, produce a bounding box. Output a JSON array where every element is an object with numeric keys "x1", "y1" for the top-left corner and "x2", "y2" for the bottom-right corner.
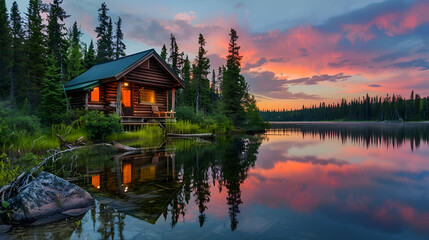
[{"x1": 6, "y1": 123, "x2": 429, "y2": 240}]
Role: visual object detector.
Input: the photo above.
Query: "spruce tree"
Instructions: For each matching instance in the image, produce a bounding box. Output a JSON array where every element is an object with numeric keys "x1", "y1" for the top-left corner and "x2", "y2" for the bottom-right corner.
[
  {"x1": 221, "y1": 29, "x2": 247, "y2": 124},
  {"x1": 169, "y1": 33, "x2": 179, "y2": 72},
  {"x1": 217, "y1": 66, "x2": 223, "y2": 107},
  {"x1": 182, "y1": 55, "x2": 194, "y2": 107},
  {"x1": 160, "y1": 44, "x2": 167, "y2": 61},
  {"x1": 0, "y1": 0, "x2": 12, "y2": 101},
  {"x1": 106, "y1": 18, "x2": 114, "y2": 59},
  {"x1": 84, "y1": 39, "x2": 96, "y2": 69},
  {"x1": 10, "y1": 1, "x2": 25, "y2": 106},
  {"x1": 95, "y1": 2, "x2": 112, "y2": 63},
  {"x1": 26, "y1": 0, "x2": 46, "y2": 109},
  {"x1": 47, "y1": 0, "x2": 68, "y2": 66},
  {"x1": 114, "y1": 17, "x2": 126, "y2": 59},
  {"x1": 210, "y1": 69, "x2": 217, "y2": 108},
  {"x1": 40, "y1": 52, "x2": 67, "y2": 124},
  {"x1": 192, "y1": 33, "x2": 210, "y2": 114},
  {"x1": 67, "y1": 21, "x2": 83, "y2": 80}
]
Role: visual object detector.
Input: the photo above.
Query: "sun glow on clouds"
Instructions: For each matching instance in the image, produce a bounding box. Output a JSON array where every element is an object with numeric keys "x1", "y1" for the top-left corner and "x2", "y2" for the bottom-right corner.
[{"x1": 29, "y1": 0, "x2": 429, "y2": 110}]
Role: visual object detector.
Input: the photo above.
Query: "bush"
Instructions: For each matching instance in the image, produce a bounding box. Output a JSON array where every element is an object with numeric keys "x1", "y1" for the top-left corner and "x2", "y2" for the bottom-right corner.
[
  {"x1": 79, "y1": 111, "x2": 123, "y2": 140},
  {"x1": 176, "y1": 105, "x2": 203, "y2": 123},
  {"x1": 6, "y1": 115, "x2": 41, "y2": 134}
]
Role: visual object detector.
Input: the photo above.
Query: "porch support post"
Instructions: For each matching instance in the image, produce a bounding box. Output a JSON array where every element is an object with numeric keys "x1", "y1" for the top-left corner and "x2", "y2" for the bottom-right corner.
[
  {"x1": 116, "y1": 81, "x2": 122, "y2": 116},
  {"x1": 84, "y1": 92, "x2": 88, "y2": 110},
  {"x1": 166, "y1": 90, "x2": 169, "y2": 111},
  {"x1": 172, "y1": 88, "x2": 175, "y2": 112}
]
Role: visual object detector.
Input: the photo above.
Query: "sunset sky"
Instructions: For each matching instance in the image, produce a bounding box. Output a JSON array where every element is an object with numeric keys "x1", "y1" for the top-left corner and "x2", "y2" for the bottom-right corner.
[{"x1": 11, "y1": 0, "x2": 429, "y2": 110}]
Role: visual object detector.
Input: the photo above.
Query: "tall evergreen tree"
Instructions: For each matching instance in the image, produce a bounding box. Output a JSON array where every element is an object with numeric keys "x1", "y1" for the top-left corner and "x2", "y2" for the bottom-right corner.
[
  {"x1": 0, "y1": 0, "x2": 12, "y2": 101},
  {"x1": 160, "y1": 44, "x2": 167, "y2": 61},
  {"x1": 10, "y1": 1, "x2": 25, "y2": 106},
  {"x1": 210, "y1": 69, "x2": 217, "y2": 108},
  {"x1": 40, "y1": 52, "x2": 67, "y2": 124},
  {"x1": 106, "y1": 18, "x2": 114, "y2": 59},
  {"x1": 169, "y1": 33, "x2": 179, "y2": 72},
  {"x1": 182, "y1": 55, "x2": 194, "y2": 106},
  {"x1": 217, "y1": 66, "x2": 223, "y2": 106},
  {"x1": 95, "y1": 2, "x2": 112, "y2": 63},
  {"x1": 221, "y1": 29, "x2": 246, "y2": 123},
  {"x1": 114, "y1": 17, "x2": 126, "y2": 59},
  {"x1": 26, "y1": 0, "x2": 46, "y2": 109},
  {"x1": 84, "y1": 39, "x2": 96, "y2": 69},
  {"x1": 47, "y1": 0, "x2": 68, "y2": 66},
  {"x1": 66, "y1": 21, "x2": 83, "y2": 80},
  {"x1": 192, "y1": 33, "x2": 211, "y2": 114}
]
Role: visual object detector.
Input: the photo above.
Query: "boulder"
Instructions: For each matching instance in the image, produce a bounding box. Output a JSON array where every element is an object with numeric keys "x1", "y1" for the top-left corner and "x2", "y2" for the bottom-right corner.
[{"x1": 8, "y1": 172, "x2": 94, "y2": 225}]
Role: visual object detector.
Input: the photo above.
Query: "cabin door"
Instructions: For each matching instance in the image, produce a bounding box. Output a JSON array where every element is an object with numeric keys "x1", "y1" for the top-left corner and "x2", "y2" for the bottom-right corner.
[{"x1": 122, "y1": 85, "x2": 133, "y2": 116}]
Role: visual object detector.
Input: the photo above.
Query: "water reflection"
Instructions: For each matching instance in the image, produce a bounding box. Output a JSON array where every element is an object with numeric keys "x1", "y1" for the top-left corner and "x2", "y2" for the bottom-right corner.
[
  {"x1": 270, "y1": 122, "x2": 429, "y2": 150},
  {"x1": 6, "y1": 123, "x2": 429, "y2": 239}
]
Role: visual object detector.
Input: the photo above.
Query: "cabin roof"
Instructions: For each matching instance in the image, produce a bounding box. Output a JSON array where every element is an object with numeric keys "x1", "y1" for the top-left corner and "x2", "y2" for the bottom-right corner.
[{"x1": 65, "y1": 49, "x2": 183, "y2": 91}]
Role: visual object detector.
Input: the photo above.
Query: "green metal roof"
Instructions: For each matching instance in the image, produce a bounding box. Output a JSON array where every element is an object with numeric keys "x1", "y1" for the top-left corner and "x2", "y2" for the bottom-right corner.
[{"x1": 65, "y1": 49, "x2": 182, "y2": 91}]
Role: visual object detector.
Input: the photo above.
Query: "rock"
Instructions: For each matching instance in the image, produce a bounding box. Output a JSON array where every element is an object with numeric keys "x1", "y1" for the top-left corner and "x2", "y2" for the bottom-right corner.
[{"x1": 8, "y1": 172, "x2": 94, "y2": 225}]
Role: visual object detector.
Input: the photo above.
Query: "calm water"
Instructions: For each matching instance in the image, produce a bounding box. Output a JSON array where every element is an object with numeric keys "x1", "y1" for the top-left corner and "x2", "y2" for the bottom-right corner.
[{"x1": 6, "y1": 122, "x2": 429, "y2": 240}]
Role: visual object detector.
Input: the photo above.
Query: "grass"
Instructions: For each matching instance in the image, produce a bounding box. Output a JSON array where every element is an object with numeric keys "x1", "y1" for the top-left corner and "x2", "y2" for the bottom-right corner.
[
  {"x1": 106, "y1": 125, "x2": 164, "y2": 147},
  {"x1": 1, "y1": 124, "x2": 87, "y2": 154}
]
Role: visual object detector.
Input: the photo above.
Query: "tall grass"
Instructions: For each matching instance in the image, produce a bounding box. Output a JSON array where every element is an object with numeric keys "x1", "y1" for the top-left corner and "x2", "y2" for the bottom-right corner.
[
  {"x1": 106, "y1": 125, "x2": 164, "y2": 147},
  {"x1": 166, "y1": 119, "x2": 233, "y2": 134}
]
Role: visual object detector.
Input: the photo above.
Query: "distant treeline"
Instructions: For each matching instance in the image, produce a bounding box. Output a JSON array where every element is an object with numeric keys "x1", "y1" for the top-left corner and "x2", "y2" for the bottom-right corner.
[{"x1": 260, "y1": 91, "x2": 429, "y2": 121}]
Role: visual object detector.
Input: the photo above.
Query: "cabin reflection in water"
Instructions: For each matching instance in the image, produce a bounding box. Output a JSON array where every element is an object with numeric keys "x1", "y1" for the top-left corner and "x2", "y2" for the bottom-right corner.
[{"x1": 84, "y1": 149, "x2": 180, "y2": 224}]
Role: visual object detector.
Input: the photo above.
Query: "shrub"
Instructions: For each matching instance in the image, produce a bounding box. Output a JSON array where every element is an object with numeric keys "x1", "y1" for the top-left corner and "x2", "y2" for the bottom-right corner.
[
  {"x1": 176, "y1": 105, "x2": 203, "y2": 123},
  {"x1": 79, "y1": 111, "x2": 123, "y2": 140}
]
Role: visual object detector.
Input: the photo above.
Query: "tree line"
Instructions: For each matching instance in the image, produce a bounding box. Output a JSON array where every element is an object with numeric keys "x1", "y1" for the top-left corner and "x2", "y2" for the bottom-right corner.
[
  {"x1": 160, "y1": 29, "x2": 264, "y2": 129},
  {"x1": 0, "y1": 0, "x2": 266, "y2": 130},
  {"x1": 0, "y1": 0, "x2": 125, "y2": 124},
  {"x1": 260, "y1": 91, "x2": 429, "y2": 121}
]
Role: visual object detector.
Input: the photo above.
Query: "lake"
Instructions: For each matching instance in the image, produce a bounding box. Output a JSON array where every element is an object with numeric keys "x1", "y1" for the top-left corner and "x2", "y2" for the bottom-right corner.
[{"x1": 6, "y1": 122, "x2": 429, "y2": 239}]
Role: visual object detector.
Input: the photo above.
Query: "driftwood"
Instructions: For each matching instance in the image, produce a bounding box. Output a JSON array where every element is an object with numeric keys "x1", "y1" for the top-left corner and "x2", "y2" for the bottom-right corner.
[
  {"x1": 56, "y1": 134, "x2": 85, "y2": 149},
  {"x1": 167, "y1": 133, "x2": 215, "y2": 138},
  {"x1": 0, "y1": 147, "x2": 79, "y2": 202},
  {"x1": 111, "y1": 141, "x2": 141, "y2": 152}
]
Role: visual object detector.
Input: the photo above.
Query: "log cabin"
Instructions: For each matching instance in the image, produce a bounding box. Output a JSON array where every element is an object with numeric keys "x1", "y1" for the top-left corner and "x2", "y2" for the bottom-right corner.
[{"x1": 65, "y1": 49, "x2": 184, "y2": 125}]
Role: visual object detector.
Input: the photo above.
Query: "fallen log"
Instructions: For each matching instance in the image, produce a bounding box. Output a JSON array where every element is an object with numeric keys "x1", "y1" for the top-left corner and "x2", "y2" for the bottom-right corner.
[
  {"x1": 111, "y1": 141, "x2": 141, "y2": 152},
  {"x1": 56, "y1": 134, "x2": 85, "y2": 149},
  {"x1": 167, "y1": 133, "x2": 215, "y2": 138}
]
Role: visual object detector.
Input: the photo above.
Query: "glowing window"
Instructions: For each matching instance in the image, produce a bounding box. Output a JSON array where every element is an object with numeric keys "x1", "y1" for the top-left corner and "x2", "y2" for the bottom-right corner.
[
  {"x1": 90, "y1": 87, "x2": 99, "y2": 101},
  {"x1": 122, "y1": 89, "x2": 131, "y2": 107},
  {"x1": 139, "y1": 88, "x2": 156, "y2": 103},
  {"x1": 91, "y1": 175, "x2": 100, "y2": 189},
  {"x1": 123, "y1": 163, "x2": 132, "y2": 184}
]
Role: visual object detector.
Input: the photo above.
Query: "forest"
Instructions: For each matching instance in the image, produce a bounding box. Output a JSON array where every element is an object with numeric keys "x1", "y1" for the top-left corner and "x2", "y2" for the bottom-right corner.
[
  {"x1": 0, "y1": 0, "x2": 267, "y2": 155},
  {"x1": 260, "y1": 92, "x2": 429, "y2": 122}
]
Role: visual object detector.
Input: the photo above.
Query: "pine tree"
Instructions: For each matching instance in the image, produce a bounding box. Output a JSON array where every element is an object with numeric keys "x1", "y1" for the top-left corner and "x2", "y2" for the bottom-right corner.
[
  {"x1": 114, "y1": 17, "x2": 126, "y2": 59},
  {"x1": 182, "y1": 55, "x2": 194, "y2": 107},
  {"x1": 217, "y1": 66, "x2": 223, "y2": 106},
  {"x1": 84, "y1": 39, "x2": 96, "y2": 69},
  {"x1": 10, "y1": 1, "x2": 25, "y2": 106},
  {"x1": 210, "y1": 69, "x2": 217, "y2": 109},
  {"x1": 40, "y1": 52, "x2": 67, "y2": 124},
  {"x1": 192, "y1": 33, "x2": 211, "y2": 114},
  {"x1": 95, "y1": 2, "x2": 112, "y2": 63},
  {"x1": 47, "y1": 0, "x2": 68, "y2": 66},
  {"x1": 106, "y1": 18, "x2": 114, "y2": 59},
  {"x1": 221, "y1": 29, "x2": 247, "y2": 124},
  {"x1": 160, "y1": 44, "x2": 167, "y2": 61},
  {"x1": 169, "y1": 33, "x2": 179, "y2": 72},
  {"x1": 67, "y1": 21, "x2": 83, "y2": 80},
  {"x1": 26, "y1": 0, "x2": 46, "y2": 110},
  {"x1": 0, "y1": 0, "x2": 12, "y2": 101}
]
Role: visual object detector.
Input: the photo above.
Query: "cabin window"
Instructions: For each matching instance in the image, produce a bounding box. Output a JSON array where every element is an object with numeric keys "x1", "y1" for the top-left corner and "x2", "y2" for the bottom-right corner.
[
  {"x1": 139, "y1": 88, "x2": 156, "y2": 104},
  {"x1": 90, "y1": 87, "x2": 100, "y2": 101}
]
